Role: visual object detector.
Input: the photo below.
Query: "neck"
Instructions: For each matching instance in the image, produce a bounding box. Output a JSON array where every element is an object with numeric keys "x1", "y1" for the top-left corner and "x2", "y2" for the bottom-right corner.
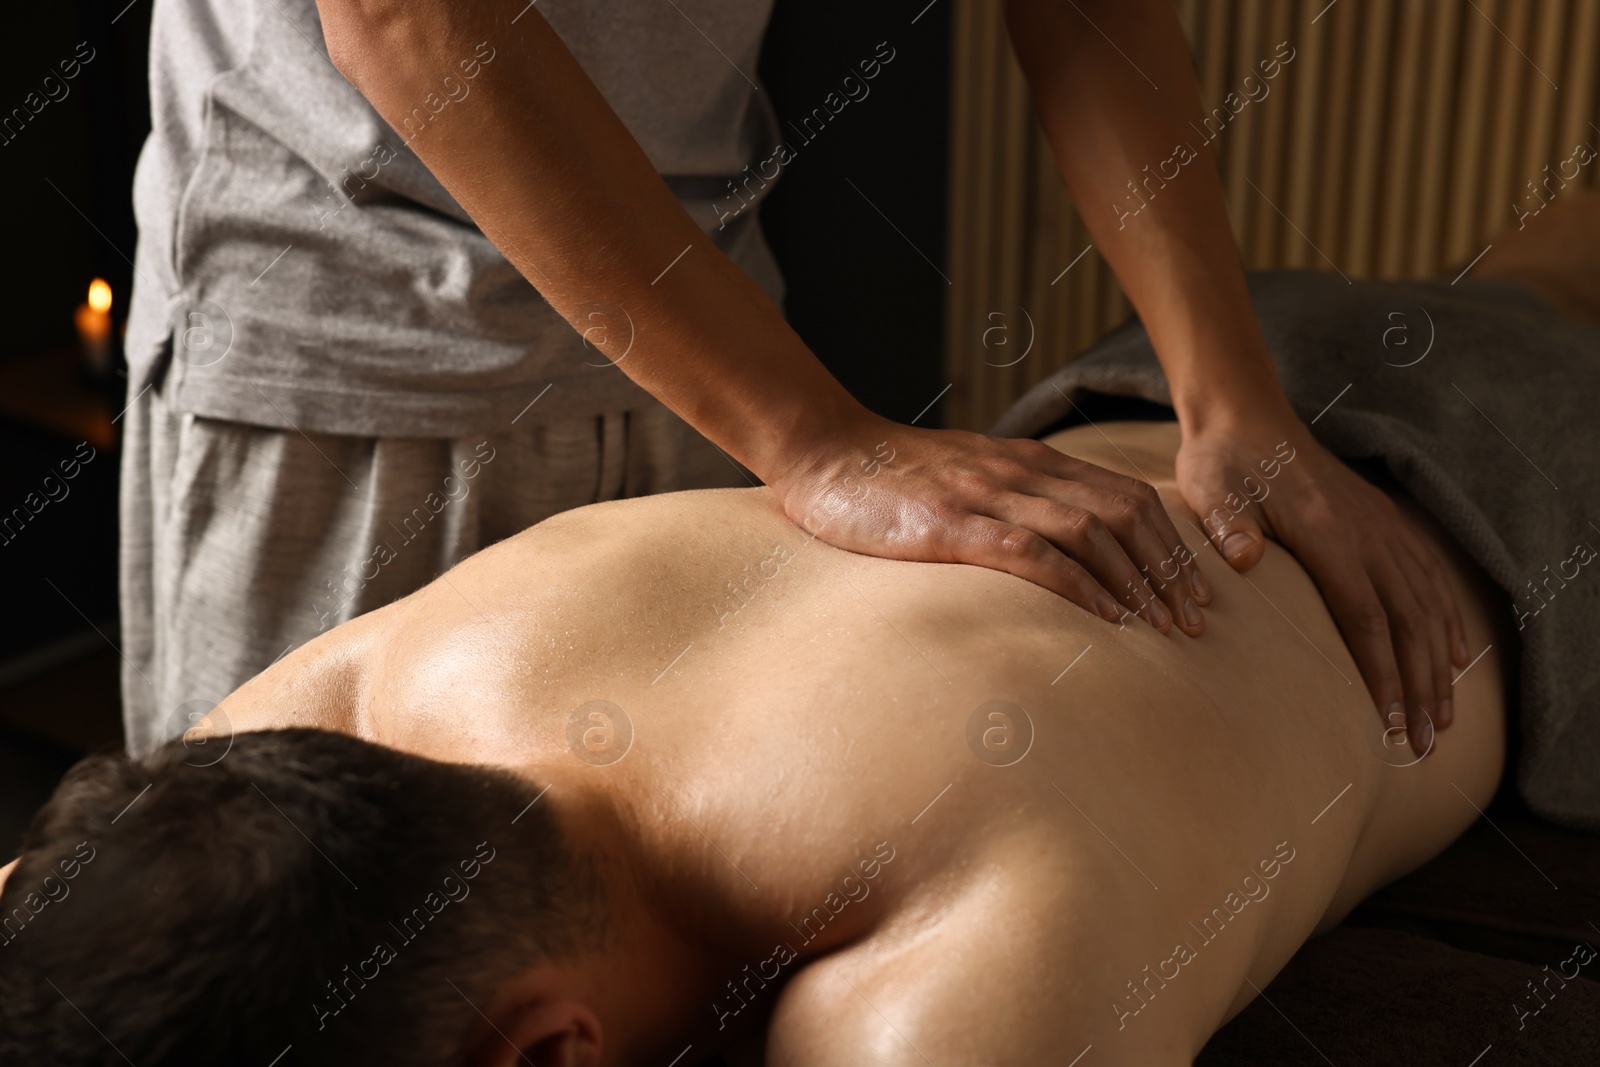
[{"x1": 536, "y1": 778, "x2": 781, "y2": 1063}]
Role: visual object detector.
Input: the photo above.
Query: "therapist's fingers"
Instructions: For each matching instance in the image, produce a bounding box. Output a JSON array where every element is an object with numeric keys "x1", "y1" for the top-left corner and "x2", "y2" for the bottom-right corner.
[
  {"x1": 1034, "y1": 446, "x2": 1213, "y2": 607},
  {"x1": 1407, "y1": 523, "x2": 1471, "y2": 673},
  {"x1": 986, "y1": 491, "x2": 1176, "y2": 632},
  {"x1": 1367, "y1": 545, "x2": 1442, "y2": 757},
  {"x1": 1012, "y1": 479, "x2": 1204, "y2": 634},
  {"x1": 1294, "y1": 534, "x2": 1409, "y2": 737},
  {"x1": 1390, "y1": 531, "x2": 1460, "y2": 729},
  {"x1": 773, "y1": 423, "x2": 1209, "y2": 633},
  {"x1": 955, "y1": 514, "x2": 1123, "y2": 622}
]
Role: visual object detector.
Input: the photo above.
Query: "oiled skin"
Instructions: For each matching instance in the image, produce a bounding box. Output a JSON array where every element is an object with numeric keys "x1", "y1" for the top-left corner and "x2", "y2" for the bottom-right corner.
[{"x1": 207, "y1": 419, "x2": 1508, "y2": 1065}]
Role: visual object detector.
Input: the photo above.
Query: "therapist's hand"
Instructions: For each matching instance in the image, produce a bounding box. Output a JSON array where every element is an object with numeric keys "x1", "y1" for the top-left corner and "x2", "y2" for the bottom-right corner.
[
  {"x1": 772, "y1": 416, "x2": 1212, "y2": 636},
  {"x1": 1175, "y1": 402, "x2": 1470, "y2": 753}
]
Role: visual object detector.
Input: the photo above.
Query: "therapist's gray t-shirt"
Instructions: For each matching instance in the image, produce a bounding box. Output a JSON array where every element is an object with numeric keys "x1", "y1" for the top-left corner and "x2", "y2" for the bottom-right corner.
[{"x1": 125, "y1": 0, "x2": 785, "y2": 436}]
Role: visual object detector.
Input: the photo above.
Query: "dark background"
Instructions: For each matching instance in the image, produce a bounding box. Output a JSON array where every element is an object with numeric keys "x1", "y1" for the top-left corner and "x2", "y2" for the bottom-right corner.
[
  {"x1": 1, "y1": 2, "x2": 149, "y2": 357},
  {"x1": 0, "y1": 0, "x2": 950, "y2": 856},
  {"x1": 759, "y1": 0, "x2": 950, "y2": 426},
  {"x1": 0, "y1": 0, "x2": 152, "y2": 858}
]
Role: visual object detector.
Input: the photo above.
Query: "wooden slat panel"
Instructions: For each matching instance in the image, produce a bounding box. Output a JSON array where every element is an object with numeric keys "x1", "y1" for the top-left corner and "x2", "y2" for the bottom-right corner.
[
  {"x1": 1247, "y1": 0, "x2": 1295, "y2": 265},
  {"x1": 1483, "y1": 1, "x2": 1535, "y2": 244},
  {"x1": 1283, "y1": 2, "x2": 1327, "y2": 267},
  {"x1": 959, "y1": 1, "x2": 1002, "y2": 424},
  {"x1": 982, "y1": 47, "x2": 1030, "y2": 422},
  {"x1": 1557, "y1": 0, "x2": 1600, "y2": 160},
  {"x1": 945, "y1": 0, "x2": 1600, "y2": 431},
  {"x1": 1027, "y1": 122, "x2": 1063, "y2": 396},
  {"x1": 1444, "y1": 0, "x2": 1501, "y2": 265},
  {"x1": 1224, "y1": 0, "x2": 1264, "y2": 244},
  {"x1": 1313, "y1": 2, "x2": 1361, "y2": 269},
  {"x1": 1376, "y1": 0, "x2": 1428, "y2": 277},
  {"x1": 1344, "y1": 0, "x2": 1393, "y2": 277},
  {"x1": 1410, "y1": 0, "x2": 1465, "y2": 274}
]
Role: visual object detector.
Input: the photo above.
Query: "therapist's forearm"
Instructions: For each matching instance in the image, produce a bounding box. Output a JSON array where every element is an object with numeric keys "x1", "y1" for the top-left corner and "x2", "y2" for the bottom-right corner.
[
  {"x1": 1005, "y1": 0, "x2": 1291, "y2": 433},
  {"x1": 313, "y1": 1, "x2": 868, "y2": 479}
]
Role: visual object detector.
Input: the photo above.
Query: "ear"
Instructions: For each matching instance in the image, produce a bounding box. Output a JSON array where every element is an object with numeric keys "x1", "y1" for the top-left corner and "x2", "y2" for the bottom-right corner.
[
  {"x1": 0, "y1": 859, "x2": 16, "y2": 897},
  {"x1": 466, "y1": 993, "x2": 603, "y2": 1067}
]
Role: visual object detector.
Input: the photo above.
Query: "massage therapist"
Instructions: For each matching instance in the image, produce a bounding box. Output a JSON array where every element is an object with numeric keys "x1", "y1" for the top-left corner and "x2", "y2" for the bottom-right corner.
[{"x1": 118, "y1": 0, "x2": 1464, "y2": 755}]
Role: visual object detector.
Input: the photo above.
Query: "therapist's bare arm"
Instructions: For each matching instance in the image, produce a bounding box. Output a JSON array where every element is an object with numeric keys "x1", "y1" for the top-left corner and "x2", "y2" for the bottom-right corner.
[
  {"x1": 1006, "y1": 0, "x2": 1467, "y2": 746},
  {"x1": 311, "y1": 0, "x2": 1211, "y2": 634}
]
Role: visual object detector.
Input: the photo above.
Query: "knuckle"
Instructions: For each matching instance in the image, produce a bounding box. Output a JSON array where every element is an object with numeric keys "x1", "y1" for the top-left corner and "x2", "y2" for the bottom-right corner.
[
  {"x1": 1350, "y1": 604, "x2": 1392, "y2": 640},
  {"x1": 1302, "y1": 496, "x2": 1341, "y2": 530},
  {"x1": 1019, "y1": 437, "x2": 1058, "y2": 461},
  {"x1": 930, "y1": 520, "x2": 975, "y2": 563},
  {"x1": 1125, "y1": 478, "x2": 1161, "y2": 506},
  {"x1": 1108, "y1": 493, "x2": 1145, "y2": 525},
  {"x1": 1061, "y1": 506, "x2": 1106, "y2": 542},
  {"x1": 947, "y1": 468, "x2": 991, "y2": 498},
  {"x1": 988, "y1": 457, "x2": 1030, "y2": 483},
  {"x1": 996, "y1": 526, "x2": 1048, "y2": 560}
]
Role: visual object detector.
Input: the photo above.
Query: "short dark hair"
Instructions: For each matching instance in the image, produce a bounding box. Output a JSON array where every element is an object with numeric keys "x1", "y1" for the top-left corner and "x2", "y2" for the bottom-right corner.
[{"x1": 0, "y1": 728, "x2": 596, "y2": 1066}]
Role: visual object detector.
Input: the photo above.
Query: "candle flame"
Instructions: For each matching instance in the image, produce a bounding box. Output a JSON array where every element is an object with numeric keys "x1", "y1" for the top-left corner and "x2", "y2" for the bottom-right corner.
[{"x1": 88, "y1": 278, "x2": 112, "y2": 313}]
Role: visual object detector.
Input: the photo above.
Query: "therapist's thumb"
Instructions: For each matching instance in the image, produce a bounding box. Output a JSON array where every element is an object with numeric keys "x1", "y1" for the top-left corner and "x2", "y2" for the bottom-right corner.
[{"x1": 1203, "y1": 505, "x2": 1266, "y2": 572}]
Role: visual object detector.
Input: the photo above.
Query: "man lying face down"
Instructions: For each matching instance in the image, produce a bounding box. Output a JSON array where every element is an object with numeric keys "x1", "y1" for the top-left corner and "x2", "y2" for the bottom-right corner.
[{"x1": 0, "y1": 407, "x2": 1512, "y2": 1065}]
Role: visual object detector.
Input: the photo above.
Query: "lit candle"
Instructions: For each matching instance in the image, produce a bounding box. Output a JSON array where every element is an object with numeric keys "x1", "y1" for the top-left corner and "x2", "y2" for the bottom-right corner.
[{"x1": 75, "y1": 278, "x2": 113, "y2": 376}]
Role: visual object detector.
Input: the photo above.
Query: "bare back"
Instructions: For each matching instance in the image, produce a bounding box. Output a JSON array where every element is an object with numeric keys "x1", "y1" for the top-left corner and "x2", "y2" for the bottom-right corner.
[{"x1": 217, "y1": 420, "x2": 1509, "y2": 1064}]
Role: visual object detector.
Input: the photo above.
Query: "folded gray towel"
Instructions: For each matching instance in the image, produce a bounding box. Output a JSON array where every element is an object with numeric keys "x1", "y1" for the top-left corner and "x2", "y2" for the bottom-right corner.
[{"x1": 992, "y1": 269, "x2": 1600, "y2": 831}]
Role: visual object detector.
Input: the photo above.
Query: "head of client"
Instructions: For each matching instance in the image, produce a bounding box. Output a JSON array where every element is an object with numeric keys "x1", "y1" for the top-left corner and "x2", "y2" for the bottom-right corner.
[{"x1": 0, "y1": 729, "x2": 625, "y2": 1066}]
